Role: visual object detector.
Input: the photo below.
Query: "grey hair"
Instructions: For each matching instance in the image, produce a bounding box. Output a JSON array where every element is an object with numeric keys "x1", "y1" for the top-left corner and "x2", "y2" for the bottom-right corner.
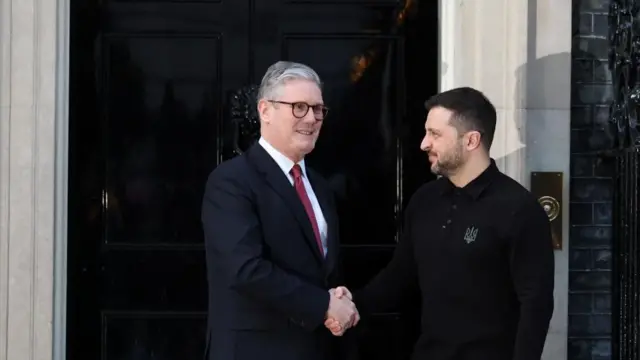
[{"x1": 257, "y1": 61, "x2": 322, "y2": 101}]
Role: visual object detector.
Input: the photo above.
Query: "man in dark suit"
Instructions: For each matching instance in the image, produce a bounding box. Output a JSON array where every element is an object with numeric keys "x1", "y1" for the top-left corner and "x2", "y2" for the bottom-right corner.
[{"x1": 201, "y1": 61, "x2": 359, "y2": 360}]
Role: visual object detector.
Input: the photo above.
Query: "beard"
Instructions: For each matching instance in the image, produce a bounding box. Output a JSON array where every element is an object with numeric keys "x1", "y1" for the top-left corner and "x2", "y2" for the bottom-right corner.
[{"x1": 430, "y1": 142, "x2": 465, "y2": 177}]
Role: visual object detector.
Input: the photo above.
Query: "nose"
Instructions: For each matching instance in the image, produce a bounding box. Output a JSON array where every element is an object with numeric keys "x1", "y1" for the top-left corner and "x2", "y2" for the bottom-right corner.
[{"x1": 420, "y1": 135, "x2": 431, "y2": 152}]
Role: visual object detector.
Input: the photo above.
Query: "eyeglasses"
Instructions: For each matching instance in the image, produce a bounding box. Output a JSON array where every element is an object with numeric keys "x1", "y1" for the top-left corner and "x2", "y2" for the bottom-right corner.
[{"x1": 268, "y1": 100, "x2": 329, "y2": 120}]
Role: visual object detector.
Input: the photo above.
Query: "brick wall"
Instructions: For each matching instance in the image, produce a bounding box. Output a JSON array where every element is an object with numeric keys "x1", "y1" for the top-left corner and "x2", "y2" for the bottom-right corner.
[{"x1": 569, "y1": 0, "x2": 614, "y2": 359}]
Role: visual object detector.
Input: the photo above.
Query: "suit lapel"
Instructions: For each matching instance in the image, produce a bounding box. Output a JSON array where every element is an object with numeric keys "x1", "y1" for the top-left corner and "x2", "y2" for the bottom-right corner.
[{"x1": 246, "y1": 144, "x2": 324, "y2": 263}]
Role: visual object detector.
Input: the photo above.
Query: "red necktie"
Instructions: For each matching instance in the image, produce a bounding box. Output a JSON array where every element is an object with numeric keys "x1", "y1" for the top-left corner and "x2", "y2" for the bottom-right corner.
[{"x1": 290, "y1": 164, "x2": 324, "y2": 256}]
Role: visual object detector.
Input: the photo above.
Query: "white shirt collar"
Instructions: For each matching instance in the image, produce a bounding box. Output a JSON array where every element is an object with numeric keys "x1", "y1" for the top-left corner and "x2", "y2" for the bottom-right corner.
[{"x1": 258, "y1": 137, "x2": 307, "y2": 177}]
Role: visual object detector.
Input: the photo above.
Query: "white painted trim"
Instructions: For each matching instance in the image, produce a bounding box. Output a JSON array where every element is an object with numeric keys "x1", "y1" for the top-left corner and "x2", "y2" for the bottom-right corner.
[
  {"x1": 53, "y1": 0, "x2": 69, "y2": 357},
  {"x1": 438, "y1": 0, "x2": 458, "y2": 92}
]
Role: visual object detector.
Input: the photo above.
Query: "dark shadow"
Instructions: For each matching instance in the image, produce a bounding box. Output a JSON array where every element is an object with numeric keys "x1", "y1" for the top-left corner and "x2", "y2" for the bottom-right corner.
[
  {"x1": 510, "y1": 50, "x2": 577, "y2": 187},
  {"x1": 509, "y1": 0, "x2": 613, "y2": 181}
]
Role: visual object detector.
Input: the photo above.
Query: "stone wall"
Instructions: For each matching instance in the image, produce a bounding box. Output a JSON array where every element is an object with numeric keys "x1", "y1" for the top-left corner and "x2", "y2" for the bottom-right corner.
[{"x1": 569, "y1": 0, "x2": 614, "y2": 359}]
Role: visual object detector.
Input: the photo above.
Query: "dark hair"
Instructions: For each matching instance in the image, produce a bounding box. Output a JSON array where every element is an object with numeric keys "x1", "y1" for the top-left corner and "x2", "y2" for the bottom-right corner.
[{"x1": 424, "y1": 87, "x2": 497, "y2": 150}]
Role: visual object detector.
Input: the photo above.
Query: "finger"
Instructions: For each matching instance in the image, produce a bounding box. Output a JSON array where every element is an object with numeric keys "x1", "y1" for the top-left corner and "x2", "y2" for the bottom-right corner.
[
  {"x1": 328, "y1": 321, "x2": 340, "y2": 330},
  {"x1": 324, "y1": 318, "x2": 340, "y2": 329},
  {"x1": 339, "y1": 286, "x2": 353, "y2": 300},
  {"x1": 345, "y1": 289, "x2": 353, "y2": 300},
  {"x1": 325, "y1": 319, "x2": 338, "y2": 329},
  {"x1": 352, "y1": 312, "x2": 361, "y2": 326},
  {"x1": 330, "y1": 288, "x2": 349, "y2": 301},
  {"x1": 343, "y1": 310, "x2": 357, "y2": 328}
]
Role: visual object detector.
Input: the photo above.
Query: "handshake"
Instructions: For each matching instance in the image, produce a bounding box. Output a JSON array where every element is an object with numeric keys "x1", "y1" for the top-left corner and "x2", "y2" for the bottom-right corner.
[{"x1": 324, "y1": 286, "x2": 359, "y2": 336}]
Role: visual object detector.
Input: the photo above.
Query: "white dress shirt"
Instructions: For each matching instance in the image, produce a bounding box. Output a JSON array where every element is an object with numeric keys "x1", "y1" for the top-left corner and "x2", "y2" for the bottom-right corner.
[{"x1": 258, "y1": 137, "x2": 328, "y2": 257}]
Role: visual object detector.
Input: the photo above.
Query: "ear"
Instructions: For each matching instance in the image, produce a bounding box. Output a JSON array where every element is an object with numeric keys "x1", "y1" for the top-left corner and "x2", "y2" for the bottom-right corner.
[
  {"x1": 465, "y1": 131, "x2": 482, "y2": 151},
  {"x1": 257, "y1": 99, "x2": 270, "y2": 123}
]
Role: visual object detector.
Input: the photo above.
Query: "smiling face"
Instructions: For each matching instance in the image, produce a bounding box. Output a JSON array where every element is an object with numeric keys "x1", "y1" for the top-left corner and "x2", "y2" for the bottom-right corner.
[
  {"x1": 258, "y1": 78, "x2": 324, "y2": 162},
  {"x1": 420, "y1": 106, "x2": 468, "y2": 176}
]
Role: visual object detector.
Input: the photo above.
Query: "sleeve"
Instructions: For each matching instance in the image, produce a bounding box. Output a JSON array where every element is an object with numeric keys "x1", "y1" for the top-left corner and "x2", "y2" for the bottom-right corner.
[
  {"x1": 201, "y1": 169, "x2": 330, "y2": 331},
  {"x1": 354, "y1": 199, "x2": 419, "y2": 315},
  {"x1": 509, "y1": 199, "x2": 555, "y2": 360}
]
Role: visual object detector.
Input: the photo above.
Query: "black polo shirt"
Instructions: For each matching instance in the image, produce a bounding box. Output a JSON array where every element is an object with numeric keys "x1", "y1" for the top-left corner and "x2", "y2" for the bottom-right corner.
[{"x1": 356, "y1": 159, "x2": 555, "y2": 360}]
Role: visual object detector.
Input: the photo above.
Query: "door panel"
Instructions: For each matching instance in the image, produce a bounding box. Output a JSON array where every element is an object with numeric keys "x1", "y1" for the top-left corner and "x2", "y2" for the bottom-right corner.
[
  {"x1": 101, "y1": 250, "x2": 207, "y2": 310},
  {"x1": 102, "y1": 313, "x2": 206, "y2": 360},
  {"x1": 68, "y1": 0, "x2": 437, "y2": 359},
  {"x1": 103, "y1": 34, "x2": 223, "y2": 246}
]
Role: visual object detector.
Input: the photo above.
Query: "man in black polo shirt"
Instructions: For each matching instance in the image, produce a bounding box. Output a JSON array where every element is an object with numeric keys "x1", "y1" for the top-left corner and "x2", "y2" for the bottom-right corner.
[{"x1": 326, "y1": 87, "x2": 555, "y2": 360}]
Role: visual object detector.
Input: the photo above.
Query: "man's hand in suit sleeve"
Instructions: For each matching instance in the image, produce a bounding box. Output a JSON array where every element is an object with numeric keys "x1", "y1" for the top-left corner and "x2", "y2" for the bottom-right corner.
[{"x1": 202, "y1": 170, "x2": 329, "y2": 331}]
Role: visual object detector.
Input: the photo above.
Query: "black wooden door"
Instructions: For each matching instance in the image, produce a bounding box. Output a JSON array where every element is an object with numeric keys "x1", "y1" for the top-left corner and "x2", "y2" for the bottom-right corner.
[{"x1": 68, "y1": 0, "x2": 438, "y2": 359}]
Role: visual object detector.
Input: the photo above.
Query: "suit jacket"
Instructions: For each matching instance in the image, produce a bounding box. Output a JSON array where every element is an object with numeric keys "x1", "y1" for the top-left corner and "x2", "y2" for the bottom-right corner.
[{"x1": 201, "y1": 143, "x2": 346, "y2": 360}]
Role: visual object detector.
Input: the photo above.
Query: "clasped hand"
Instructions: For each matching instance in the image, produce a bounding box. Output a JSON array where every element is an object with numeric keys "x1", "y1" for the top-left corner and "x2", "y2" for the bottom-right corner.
[{"x1": 325, "y1": 286, "x2": 358, "y2": 336}]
